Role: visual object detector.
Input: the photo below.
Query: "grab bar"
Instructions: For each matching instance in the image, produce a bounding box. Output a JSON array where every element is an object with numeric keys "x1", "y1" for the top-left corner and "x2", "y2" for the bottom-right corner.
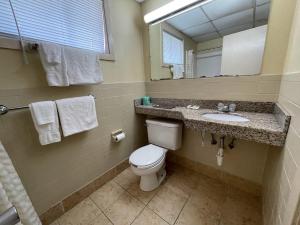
[{"x1": 0, "y1": 207, "x2": 20, "y2": 225}]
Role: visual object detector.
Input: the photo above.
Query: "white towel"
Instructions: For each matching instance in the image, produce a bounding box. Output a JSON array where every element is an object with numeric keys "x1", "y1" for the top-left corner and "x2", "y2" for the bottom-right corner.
[
  {"x1": 56, "y1": 96, "x2": 98, "y2": 137},
  {"x1": 29, "y1": 101, "x2": 61, "y2": 145},
  {"x1": 63, "y1": 47, "x2": 103, "y2": 85},
  {"x1": 185, "y1": 50, "x2": 195, "y2": 79},
  {"x1": 172, "y1": 64, "x2": 184, "y2": 79},
  {"x1": 38, "y1": 42, "x2": 69, "y2": 86}
]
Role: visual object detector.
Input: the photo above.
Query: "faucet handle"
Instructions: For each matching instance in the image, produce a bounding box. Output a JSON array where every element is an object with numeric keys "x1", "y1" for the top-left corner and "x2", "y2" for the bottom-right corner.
[
  {"x1": 229, "y1": 103, "x2": 236, "y2": 112},
  {"x1": 217, "y1": 103, "x2": 224, "y2": 111}
]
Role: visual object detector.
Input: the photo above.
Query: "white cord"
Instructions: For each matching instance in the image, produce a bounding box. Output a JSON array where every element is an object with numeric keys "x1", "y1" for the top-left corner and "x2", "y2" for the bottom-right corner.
[{"x1": 8, "y1": 0, "x2": 29, "y2": 64}]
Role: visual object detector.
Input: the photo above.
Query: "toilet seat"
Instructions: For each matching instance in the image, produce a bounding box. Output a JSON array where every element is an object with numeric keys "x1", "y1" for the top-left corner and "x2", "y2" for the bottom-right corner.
[{"x1": 129, "y1": 144, "x2": 167, "y2": 169}]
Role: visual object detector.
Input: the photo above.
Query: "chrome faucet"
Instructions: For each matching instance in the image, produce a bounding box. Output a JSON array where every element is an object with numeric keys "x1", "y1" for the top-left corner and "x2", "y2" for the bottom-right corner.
[{"x1": 217, "y1": 103, "x2": 236, "y2": 113}]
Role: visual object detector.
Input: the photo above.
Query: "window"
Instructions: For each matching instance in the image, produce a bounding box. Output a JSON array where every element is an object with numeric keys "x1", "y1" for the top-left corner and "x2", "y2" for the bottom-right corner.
[
  {"x1": 162, "y1": 31, "x2": 184, "y2": 65},
  {"x1": 0, "y1": 0, "x2": 109, "y2": 54}
]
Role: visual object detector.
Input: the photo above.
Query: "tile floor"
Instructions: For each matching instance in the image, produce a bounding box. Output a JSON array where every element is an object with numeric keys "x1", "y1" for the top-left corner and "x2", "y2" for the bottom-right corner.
[{"x1": 50, "y1": 165, "x2": 262, "y2": 225}]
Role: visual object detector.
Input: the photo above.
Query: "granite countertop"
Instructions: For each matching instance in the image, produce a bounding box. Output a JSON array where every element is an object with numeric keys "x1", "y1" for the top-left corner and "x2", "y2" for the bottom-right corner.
[{"x1": 134, "y1": 98, "x2": 291, "y2": 147}]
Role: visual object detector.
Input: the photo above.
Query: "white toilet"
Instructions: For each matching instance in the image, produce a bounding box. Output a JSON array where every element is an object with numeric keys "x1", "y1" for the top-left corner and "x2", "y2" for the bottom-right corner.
[{"x1": 129, "y1": 119, "x2": 182, "y2": 191}]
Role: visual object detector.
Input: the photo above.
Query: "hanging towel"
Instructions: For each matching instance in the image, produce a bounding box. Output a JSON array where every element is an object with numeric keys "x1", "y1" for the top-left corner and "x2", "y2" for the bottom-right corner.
[
  {"x1": 29, "y1": 101, "x2": 61, "y2": 145},
  {"x1": 0, "y1": 141, "x2": 42, "y2": 225},
  {"x1": 38, "y1": 42, "x2": 69, "y2": 86},
  {"x1": 56, "y1": 96, "x2": 98, "y2": 137},
  {"x1": 172, "y1": 64, "x2": 184, "y2": 79},
  {"x1": 185, "y1": 50, "x2": 195, "y2": 79},
  {"x1": 63, "y1": 47, "x2": 103, "y2": 85}
]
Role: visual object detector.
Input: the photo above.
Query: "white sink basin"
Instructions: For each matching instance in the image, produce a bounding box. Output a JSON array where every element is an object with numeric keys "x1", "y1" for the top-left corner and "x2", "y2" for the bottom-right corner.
[{"x1": 202, "y1": 113, "x2": 249, "y2": 122}]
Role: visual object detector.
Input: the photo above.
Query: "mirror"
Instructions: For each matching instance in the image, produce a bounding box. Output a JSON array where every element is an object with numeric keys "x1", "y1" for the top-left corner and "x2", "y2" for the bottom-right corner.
[{"x1": 148, "y1": 0, "x2": 271, "y2": 80}]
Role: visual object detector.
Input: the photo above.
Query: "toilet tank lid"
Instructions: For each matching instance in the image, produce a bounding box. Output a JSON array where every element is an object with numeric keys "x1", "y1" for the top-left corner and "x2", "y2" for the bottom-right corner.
[{"x1": 146, "y1": 119, "x2": 182, "y2": 128}]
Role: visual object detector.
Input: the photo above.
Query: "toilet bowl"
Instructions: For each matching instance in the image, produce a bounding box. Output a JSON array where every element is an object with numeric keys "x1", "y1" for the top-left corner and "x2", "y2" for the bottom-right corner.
[
  {"x1": 130, "y1": 144, "x2": 167, "y2": 191},
  {"x1": 129, "y1": 119, "x2": 182, "y2": 191}
]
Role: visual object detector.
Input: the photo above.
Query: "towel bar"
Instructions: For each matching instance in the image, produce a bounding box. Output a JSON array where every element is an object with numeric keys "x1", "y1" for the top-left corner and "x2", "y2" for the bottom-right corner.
[{"x1": 0, "y1": 95, "x2": 96, "y2": 116}]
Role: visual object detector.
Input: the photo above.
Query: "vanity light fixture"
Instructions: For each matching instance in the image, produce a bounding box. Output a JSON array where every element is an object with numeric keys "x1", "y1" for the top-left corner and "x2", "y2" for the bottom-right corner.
[{"x1": 144, "y1": 0, "x2": 214, "y2": 25}]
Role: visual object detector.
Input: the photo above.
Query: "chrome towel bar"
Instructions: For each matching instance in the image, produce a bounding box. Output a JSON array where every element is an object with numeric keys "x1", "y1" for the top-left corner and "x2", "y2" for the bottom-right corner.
[{"x1": 0, "y1": 95, "x2": 96, "y2": 116}]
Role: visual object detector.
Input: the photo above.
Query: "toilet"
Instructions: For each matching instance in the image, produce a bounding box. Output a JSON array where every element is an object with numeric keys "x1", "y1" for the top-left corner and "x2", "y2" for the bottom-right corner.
[{"x1": 129, "y1": 119, "x2": 182, "y2": 191}]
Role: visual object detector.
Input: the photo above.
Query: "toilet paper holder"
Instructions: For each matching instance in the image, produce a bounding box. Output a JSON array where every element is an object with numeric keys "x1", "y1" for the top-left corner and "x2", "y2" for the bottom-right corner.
[{"x1": 111, "y1": 129, "x2": 126, "y2": 142}]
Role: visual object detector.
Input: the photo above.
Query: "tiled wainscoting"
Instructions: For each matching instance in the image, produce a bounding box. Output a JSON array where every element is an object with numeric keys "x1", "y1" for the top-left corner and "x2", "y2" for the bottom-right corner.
[
  {"x1": 263, "y1": 73, "x2": 300, "y2": 225},
  {"x1": 40, "y1": 159, "x2": 130, "y2": 225},
  {"x1": 146, "y1": 74, "x2": 281, "y2": 102},
  {"x1": 0, "y1": 82, "x2": 147, "y2": 215}
]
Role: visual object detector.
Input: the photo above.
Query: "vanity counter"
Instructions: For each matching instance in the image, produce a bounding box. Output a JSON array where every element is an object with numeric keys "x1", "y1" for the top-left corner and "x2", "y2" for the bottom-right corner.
[{"x1": 134, "y1": 98, "x2": 290, "y2": 147}]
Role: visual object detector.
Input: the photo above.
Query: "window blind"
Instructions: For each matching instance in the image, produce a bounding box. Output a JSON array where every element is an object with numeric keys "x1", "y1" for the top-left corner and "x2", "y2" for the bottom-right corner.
[
  {"x1": 162, "y1": 31, "x2": 184, "y2": 65},
  {"x1": 0, "y1": 0, "x2": 108, "y2": 53}
]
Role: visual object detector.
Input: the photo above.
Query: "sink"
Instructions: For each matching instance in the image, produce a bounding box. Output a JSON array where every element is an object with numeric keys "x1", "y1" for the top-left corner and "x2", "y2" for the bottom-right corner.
[{"x1": 202, "y1": 113, "x2": 249, "y2": 122}]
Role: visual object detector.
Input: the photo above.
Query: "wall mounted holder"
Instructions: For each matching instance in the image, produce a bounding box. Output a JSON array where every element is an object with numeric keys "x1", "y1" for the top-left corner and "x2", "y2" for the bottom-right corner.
[{"x1": 111, "y1": 129, "x2": 126, "y2": 143}]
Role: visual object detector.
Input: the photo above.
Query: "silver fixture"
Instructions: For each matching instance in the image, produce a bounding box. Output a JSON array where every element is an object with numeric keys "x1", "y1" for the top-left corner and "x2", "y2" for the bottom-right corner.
[
  {"x1": 0, "y1": 207, "x2": 20, "y2": 225},
  {"x1": 211, "y1": 133, "x2": 217, "y2": 145},
  {"x1": 201, "y1": 130, "x2": 205, "y2": 147},
  {"x1": 217, "y1": 103, "x2": 236, "y2": 113},
  {"x1": 216, "y1": 136, "x2": 225, "y2": 166},
  {"x1": 0, "y1": 95, "x2": 96, "y2": 116},
  {"x1": 228, "y1": 138, "x2": 236, "y2": 149}
]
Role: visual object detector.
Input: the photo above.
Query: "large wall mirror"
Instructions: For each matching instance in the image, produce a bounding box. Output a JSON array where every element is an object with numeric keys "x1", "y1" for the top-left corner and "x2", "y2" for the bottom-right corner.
[{"x1": 148, "y1": 0, "x2": 271, "y2": 80}]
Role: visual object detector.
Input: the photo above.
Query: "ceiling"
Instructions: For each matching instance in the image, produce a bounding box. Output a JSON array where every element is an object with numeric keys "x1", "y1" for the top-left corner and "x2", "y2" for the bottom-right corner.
[{"x1": 166, "y1": 0, "x2": 270, "y2": 43}]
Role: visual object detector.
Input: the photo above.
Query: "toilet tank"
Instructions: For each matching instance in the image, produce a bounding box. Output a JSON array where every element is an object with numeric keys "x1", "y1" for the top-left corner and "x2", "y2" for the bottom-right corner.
[{"x1": 146, "y1": 119, "x2": 182, "y2": 150}]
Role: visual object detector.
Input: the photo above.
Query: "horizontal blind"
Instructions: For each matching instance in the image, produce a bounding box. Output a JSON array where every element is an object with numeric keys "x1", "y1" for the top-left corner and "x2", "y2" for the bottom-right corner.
[
  {"x1": 0, "y1": 0, "x2": 107, "y2": 53},
  {"x1": 162, "y1": 31, "x2": 184, "y2": 65}
]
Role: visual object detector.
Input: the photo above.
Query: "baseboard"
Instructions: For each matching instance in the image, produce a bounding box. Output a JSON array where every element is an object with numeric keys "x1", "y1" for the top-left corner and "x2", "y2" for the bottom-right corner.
[
  {"x1": 40, "y1": 159, "x2": 129, "y2": 225},
  {"x1": 167, "y1": 153, "x2": 262, "y2": 197}
]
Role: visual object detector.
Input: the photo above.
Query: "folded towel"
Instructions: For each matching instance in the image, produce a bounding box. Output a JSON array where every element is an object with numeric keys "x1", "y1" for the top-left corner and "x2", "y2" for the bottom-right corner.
[
  {"x1": 31, "y1": 101, "x2": 55, "y2": 125},
  {"x1": 56, "y1": 96, "x2": 98, "y2": 137},
  {"x1": 29, "y1": 101, "x2": 61, "y2": 145},
  {"x1": 64, "y1": 47, "x2": 103, "y2": 85},
  {"x1": 172, "y1": 64, "x2": 184, "y2": 79},
  {"x1": 38, "y1": 42, "x2": 69, "y2": 86}
]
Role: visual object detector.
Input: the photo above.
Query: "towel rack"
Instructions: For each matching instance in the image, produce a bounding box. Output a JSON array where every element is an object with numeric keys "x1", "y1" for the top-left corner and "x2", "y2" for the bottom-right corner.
[{"x1": 0, "y1": 95, "x2": 96, "y2": 116}]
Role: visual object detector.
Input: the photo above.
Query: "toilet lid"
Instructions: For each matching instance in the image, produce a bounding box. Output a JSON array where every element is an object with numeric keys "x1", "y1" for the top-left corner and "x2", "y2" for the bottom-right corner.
[{"x1": 130, "y1": 144, "x2": 166, "y2": 168}]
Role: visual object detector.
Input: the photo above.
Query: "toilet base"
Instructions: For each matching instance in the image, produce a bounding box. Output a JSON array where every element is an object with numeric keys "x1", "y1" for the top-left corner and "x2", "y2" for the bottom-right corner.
[{"x1": 140, "y1": 165, "x2": 166, "y2": 191}]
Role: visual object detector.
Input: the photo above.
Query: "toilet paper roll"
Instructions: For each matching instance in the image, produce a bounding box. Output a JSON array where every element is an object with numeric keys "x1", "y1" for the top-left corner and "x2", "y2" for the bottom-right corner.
[{"x1": 113, "y1": 132, "x2": 126, "y2": 142}]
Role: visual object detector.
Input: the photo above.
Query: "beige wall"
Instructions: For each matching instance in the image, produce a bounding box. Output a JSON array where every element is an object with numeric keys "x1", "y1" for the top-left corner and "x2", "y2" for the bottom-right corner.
[
  {"x1": 0, "y1": 0, "x2": 147, "y2": 214},
  {"x1": 261, "y1": 0, "x2": 297, "y2": 75},
  {"x1": 197, "y1": 38, "x2": 223, "y2": 52},
  {"x1": 149, "y1": 22, "x2": 197, "y2": 80},
  {"x1": 263, "y1": 1, "x2": 300, "y2": 225}
]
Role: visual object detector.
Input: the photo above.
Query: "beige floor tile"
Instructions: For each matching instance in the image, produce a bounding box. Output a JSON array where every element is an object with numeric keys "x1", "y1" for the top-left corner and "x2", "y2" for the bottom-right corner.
[
  {"x1": 176, "y1": 194, "x2": 222, "y2": 225},
  {"x1": 90, "y1": 180, "x2": 125, "y2": 210},
  {"x1": 194, "y1": 174, "x2": 226, "y2": 203},
  {"x1": 127, "y1": 182, "x2": 159, "y2": 204},
  {"x1": 113, "y1": 168, "x2": 139, "y2": 190},
  {"x1": 132, "y1": 207, "x2": 169, "y2": 225},
  {"x1": 58, "y1": 198, "x2": 102, "y2": 225},
  {"x1": 148, "y1": 184, "x2": 188, "y2": 224},
  {"x1": 220, "y1": 197, "x2": 262, "y2": 225},
  {"x1": 87, "y1": 213, "x2": 113, "y2": 225},
  {"x1": 226, "y1": 185, "x2": 262, "y2": 210},
  {"x1": 164, "y1": 167, "x2": 199, "y2": 195},
  {"x1": 104, "y1": 192, "x2": 144, "y2": 225}
]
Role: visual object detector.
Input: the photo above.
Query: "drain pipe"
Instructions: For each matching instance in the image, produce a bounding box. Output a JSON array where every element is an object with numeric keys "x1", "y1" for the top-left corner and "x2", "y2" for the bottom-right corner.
[{"x1": 216, "y1": 136, "x2": 225, "y2": 166}]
